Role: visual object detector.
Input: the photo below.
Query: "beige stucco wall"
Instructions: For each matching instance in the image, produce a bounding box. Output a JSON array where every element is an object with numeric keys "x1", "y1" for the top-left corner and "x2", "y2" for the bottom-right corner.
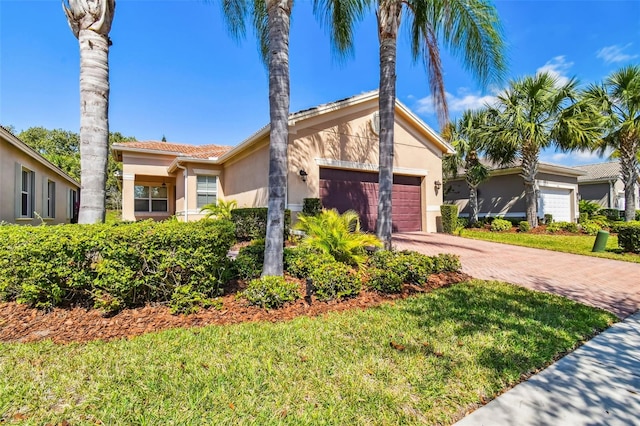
[
  {"x1": 223, "y1": 139, "x2": 270, "y2": 209},
  {"x1": 0, "y1": 137, "x2": 79, "y2": 224}
]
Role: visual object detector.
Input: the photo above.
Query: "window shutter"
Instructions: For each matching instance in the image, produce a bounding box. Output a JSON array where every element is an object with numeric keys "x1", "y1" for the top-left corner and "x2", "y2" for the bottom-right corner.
[
  {"x1": 42, "y1": 177, "x2": 48, "y2": 218},
  {"x1": 14, "y1": 163, "x2": 21, "y2": 218},
  {"x1": 66, "y1": 189, "x2": 71, "y2": 220},
  {"x1": 30, "y1": 171, "x2": 35, "y2": 218}
]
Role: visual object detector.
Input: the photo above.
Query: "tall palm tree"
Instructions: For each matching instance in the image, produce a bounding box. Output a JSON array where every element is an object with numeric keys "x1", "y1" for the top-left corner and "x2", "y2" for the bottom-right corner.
[
  {"x1": 443, "y1": 109, "x2": 490, "y2": 224},
  {"x1": 221, "y1": 0, "x2": 365, "y2": 276},
  {"x1": 62, "y1": 0, "x2": 115, "y2": 224},
  {"x1": 375, "y1": 0, "x2": 506, "y2": 249},
  {"x1": 483, "y1": 72, "x2": 600, "y2": 227},
  {"x1": 582, "y1": 65, "x2": 640, "y2": 222}
]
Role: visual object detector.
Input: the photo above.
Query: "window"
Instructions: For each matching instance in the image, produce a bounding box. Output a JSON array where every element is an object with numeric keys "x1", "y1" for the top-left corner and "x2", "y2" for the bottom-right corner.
[
  {"x1": 46, "y1": 180, "x2": 56, "y2": 218},
  {"x1": 20, "y1": 168, "x2": 34, "y2": 218},
  {"x1": 197, "y1": 175, "x2": 217, "y2": 208},
  {"x1": 134, "y1": 185, "x2": 168, "y2": 212}
]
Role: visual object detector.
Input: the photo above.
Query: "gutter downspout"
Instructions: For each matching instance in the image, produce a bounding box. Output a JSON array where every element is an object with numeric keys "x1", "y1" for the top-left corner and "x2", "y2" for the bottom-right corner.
[
  {"x1": 176, "y1": 162, "x2": 188, "y2": 222},
  {"x1": 609, "y1": 180, "x2": 615, "y2": 209}
]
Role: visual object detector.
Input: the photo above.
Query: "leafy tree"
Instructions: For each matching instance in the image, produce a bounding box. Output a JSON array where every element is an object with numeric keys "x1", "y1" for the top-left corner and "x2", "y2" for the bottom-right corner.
[
  {"x1": 582, "y1": 65, "x2": 640, "y2": 221},
  {"x1": 443, "y1": 110, "x2": 490, "y2": 224},
  {"x1": 220, "y1": 0, "x2": 366, "y2": 276},
  {"x1": 483, "y1": 72, "x2": 601, "y2": 227},
  {"x1": 375, "y1": 0, "x2": 506, "y2": 249},
  {"x1": 63, "y1": 0, "x2": 116, "y2": 223}
]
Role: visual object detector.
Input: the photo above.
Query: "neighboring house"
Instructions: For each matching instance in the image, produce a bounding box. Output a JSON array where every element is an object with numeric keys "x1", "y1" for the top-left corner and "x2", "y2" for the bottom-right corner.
[
  {"x1": 445, "y1": 162, "x2": 584, "y2": 222},
  {"x1": 112, "y1": 91, "x2": 454, "y2": 232},
  {"x1": 574, "y1": 162, "x2": 640, "y2": 211},
  {"x1": 0, "y1": 126, "x2": 80, "y2": 224}
]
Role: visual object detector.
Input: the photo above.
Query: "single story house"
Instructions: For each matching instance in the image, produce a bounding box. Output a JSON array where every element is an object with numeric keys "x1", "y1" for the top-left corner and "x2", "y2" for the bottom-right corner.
[
  {"x1": 444, "y1": 162, "x2": 584, "y2": 222},
  {"x1": 574, "y1": 162, "x2": 640, "y2": 211},
  {"x1": 0, "y1": 126, "x2": 80, "y2": 224},
  {"x1": 112, "y1": 91, "x2": 454, "y2": 232}
]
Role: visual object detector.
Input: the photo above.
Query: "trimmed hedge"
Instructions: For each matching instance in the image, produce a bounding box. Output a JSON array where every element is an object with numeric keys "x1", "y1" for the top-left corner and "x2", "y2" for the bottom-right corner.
[
  {"x1": 242, "y1": 276, "x2": 300, "y2": 309},
  {"x1": 490, "y1": 218, "x2": 512, "y2": 232},
  {"x1": 547, "y1": 221, "x2": 578, "y2": 233},
  {"x1": 231, "y1": 208, "x2": 291, "y2": 241},
  {"x1": 302, "y1": 198, "x2": 323, "y2": 216},
  {"x1": 0, "y1": 220, "x2": 236, "y2": 312},
  {"x1": 309, "y1": 263, "x2": 362, "y2": 301},
  {"x1": 615, "y1": 221, "x2": 640, "y2": 253},
  {"x1": 440, "y1": 205, "x2": 458, "y2": 234},
  {"x1": 518, "y1": 221, "x2": 531, "y2": 232},
  {"x1": 233, "y1": 240, "x2": 265, "y2": 280},
  {"x1": 367, "y1": 268, "x2": 403, "y2": 294},
  {"x1": 283, "y1": 246, "x2": 336, "y2": 279},
  {"x1": 368, "y1": 250, "x2": 461, "y2": 285}
]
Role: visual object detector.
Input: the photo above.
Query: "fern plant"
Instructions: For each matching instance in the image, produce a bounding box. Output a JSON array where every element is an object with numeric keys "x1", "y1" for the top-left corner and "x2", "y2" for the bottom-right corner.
[
  {"x1": 200, "y1": 199, "x2": 237, "y2": 220},
  {"x1": 294, "y1": 209, "x2": 381, "y2": 267}
]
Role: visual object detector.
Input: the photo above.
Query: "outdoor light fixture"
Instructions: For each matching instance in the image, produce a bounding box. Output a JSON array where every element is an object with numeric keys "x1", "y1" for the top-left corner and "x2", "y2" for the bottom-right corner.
[
  {"x1": 299, "y1": 169, "x2": 308, "y2": 182},
  {"x1": 434, "y1": 180, "x2": 442, "y2": 193}
]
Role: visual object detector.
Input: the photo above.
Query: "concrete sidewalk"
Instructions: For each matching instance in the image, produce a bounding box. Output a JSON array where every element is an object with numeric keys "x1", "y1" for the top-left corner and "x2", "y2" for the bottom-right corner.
[{"x1": 454, "y1": 311, "x2": 640, "y2": 426}]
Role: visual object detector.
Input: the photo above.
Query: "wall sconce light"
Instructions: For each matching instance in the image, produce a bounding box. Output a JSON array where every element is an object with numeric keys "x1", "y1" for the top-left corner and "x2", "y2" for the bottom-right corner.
[
  {"x1": 434, "y1": 180, "x2": 442, "y2": 193},
  {"x1": 299, "y1": 169, "x2": 308, "y2": 182}
]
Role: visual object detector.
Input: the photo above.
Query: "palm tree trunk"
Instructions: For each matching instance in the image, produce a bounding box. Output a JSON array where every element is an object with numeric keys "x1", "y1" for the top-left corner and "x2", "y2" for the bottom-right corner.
[
  {"x1": 620, "y1": 136, "x2": 639, "y2": 222},
  {"x1": 262, "y1": 0, "x2": 292, "y2": 277},
  {"x1": 376, "y1": 0, "x2": 401, "y2": 250},
  {"x1": 521, "y1": 148, "x2": 539, "y2": 228},
  {"x1": 77, "y1": 28, "x2": 110, "y2": 224},
  {"x1": 468, "y1": 183, "x2": 479, "y2": 224}
]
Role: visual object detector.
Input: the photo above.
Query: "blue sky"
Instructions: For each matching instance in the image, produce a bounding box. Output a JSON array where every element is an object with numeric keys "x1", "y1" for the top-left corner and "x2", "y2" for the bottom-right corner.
[{"x1": 1, "y1": 0, "x2": 639, "y2": 166}]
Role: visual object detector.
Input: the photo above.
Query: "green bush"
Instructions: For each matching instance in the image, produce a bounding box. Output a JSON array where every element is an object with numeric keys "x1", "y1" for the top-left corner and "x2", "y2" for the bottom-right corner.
[
  {"x1": 615, "y1": 221, "x2": 640, "y2": 253},
  {"x1": 367, "y1": 268, "x2": 403, "y2": 294},
  {"x1": 0, "y1": 220, "x2": 236, "y2": 311},
  {"x1": 547, "y1": 221, "x2": 579, "y2": 233},
  {"x1": 368, "y1": 250, "x2": 460, "y2": 283},
  {"x1": 636, "y1": 210, "x2": 640, "y2": 221},
  {"x1": 309, "y1": 263, "x2": 362, "y2": 301},
  {"x1": 431, "y1": 253, "x2": 462, "y2": 273},
  {"x1": 440, "y1": 205, "x2": 458, "y2": 234},
  {"x1": 599, "y1": 209, "x2": 622, "y2": 222},
  {"x1": 170, "y1": 285, "x2": 222, "y2": 315},
  {"x1": 241, "y1": 276, "x2": 300, "y2": 309},
  {"x1": 578, "y1": 213, "x2": 589, "y2": 224},
  {"x1": 543, "y1": 214, "x2": 553, "y2": 225},
  {"x1": 579, "y1": 200, "x2": 601, "y2": 216},
  {"x1": 231, "y1": 208, "x2": 291, "y2": 241},
  {"x1": 283, "y1": 246, "x2": 336, "y2": 279},
  {"x1": 518, "y1": 221, "x2": 531, "y2": 232},
  {"x1": 233, "y1": 240, "x2": 265, "y2": 280},
  {"x1": 580, "y1": 220, "x2": 602, "y2": 236},
  {"x1": 490, "y1": 218, "x2": 512, "y2": 232},
  {"x1": 302, "y1": 198, "x2": 323, "y2": 216}
]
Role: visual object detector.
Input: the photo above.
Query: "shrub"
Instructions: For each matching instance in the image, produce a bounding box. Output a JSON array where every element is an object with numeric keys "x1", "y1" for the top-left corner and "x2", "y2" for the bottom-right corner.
[
  {"x1": 440, "y1": 205, "x2": 458, "y2": 234},
  {"x1": 456, "y1": 217, "x2": 469, "y2": 233},
  {"x1": 233, "y1": 240, "x2": 265, "y2": 280},
  {"x1": 309, "y1": 262, "x2": 362, "y2": 301},
  {"x1": 636, "y1": 210, "x2": 640, "y2": 221},
  {"x1": 490, "y1": 218, "x2": 512, "y2": 232},
  {"x1": 579, "y1": 200, "x2": 601, "y2": 216},
  {"x1": 302, "y1": 198, "x2": 323, "y2": 216},
  {"x1": 580, "y1": 220, "x2": 602, "y2": 236},
  {"x1": 294, "y1": 209, "x2": 381, "y2": 267},
  {"x1": 0, "y1": 220, "x2": 236, "y2": 311},
  {"x1": 170, "y1": 285, "x2": 222, "y2": 315},
  {"x1": 200, "y1": 199, "x2": 238, "y2": 220},
  {"x1": 518, "y1": 221, "x2": 531, "y2": 232},
  {"x1": 283, "y1": 246, "x2": 336, "y2": 279},
  {"x1": 599, "y1": 209, "x2": 622, "y2": 222},
  {"x1": 242, "y1": 276, "x2": 300, "y2": 309},
  {"x1": 431, "y1": 253, "x2": 462, "y2": 273},
  {"x1": 547, "y1": 221, "x2": 579, "y2": 233},
  {"x1": 543, "y1": 214, "x2": 553, "y2": 225},
  {"x1": 615, "y1": 221, "x2": 640, "y2": 253},
  {"x1": 367, "y1": 268, "x2": 403, "y2": 294},
  {"x1": 578, "y1": 213, "x2": 589, "y2": 224},
  {"x1": 231, "y1": 208, "x2": 291, "y2": 241}
]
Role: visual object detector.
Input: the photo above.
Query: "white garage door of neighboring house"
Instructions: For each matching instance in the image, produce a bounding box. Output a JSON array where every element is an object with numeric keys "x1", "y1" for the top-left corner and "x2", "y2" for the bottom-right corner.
[{"x1": 538, "y1": 187, "x2": 571, "y2": 222}]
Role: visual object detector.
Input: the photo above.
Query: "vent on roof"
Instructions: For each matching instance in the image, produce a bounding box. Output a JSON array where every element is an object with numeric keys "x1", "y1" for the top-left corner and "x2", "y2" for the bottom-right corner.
[{"x1": 370, "y1": 112, "x2": 380, "y2": 136}]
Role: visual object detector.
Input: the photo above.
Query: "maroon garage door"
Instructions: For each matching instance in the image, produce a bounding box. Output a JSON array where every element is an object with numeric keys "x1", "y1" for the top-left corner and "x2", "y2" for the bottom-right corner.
[{"x1": 319, "y1": 168, "x2": 422, "y2": 232}]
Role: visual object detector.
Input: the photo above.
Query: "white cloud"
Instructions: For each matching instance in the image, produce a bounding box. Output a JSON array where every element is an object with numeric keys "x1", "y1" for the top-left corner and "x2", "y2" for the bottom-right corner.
[
  {"x1": 543, "y1": 148, "x2": 613, "y2": 166},
  {"x1": 596, "y1": 44, "x2": 639, "y2": 64},
  {"x1": 536, "y1": 56, "x2": 573, "y2": 86},
  {"x1": 415, "y1": 88, "x2": 497, "y2": 115}
]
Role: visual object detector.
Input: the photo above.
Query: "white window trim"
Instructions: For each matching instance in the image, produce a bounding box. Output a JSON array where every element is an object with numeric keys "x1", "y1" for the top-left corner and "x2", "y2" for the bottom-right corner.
[
  {"x1": 20, "y1": 167, "x2": 34, "y2": 218},
  {"x1": 46, "y1": 180, "x2": 56, "y2": 218},
  {"x1": 196, "y1": 175, "x2": 218, "y2": 209},
  {"x1": 134, "y1": 185, "x2": 169, "y2": 213}
]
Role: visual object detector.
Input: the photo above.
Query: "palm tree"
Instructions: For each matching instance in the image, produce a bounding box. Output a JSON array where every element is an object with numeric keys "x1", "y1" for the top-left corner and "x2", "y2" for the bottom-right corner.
[
  {"x1": 220, "y1": 0, "x2": 365, "y2": 276},
  {"x1": 443, "y1": 109, "x2": 490, "y2": 224},
  {"x1": 483, "y1": 72, "x2": 600, "y2": 227},
  {"x1": 375, "y1": 0, "x2": 506, "y2": 249},
  {"x1": 62, "y1": 0, "x2": 115, "y2": 224},
  {"x1": 582, "y1": 65, "x2": 640, "y2": 222}
]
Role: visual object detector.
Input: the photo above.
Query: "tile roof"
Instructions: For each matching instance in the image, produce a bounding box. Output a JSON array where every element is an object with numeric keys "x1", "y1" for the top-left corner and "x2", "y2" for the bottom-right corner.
[
  {"x1": 574, "y1": 162, "x2": 620, "y2": 183},
  {"x1": 114, "y1": 141, "x2": 233, "y2": 158}
]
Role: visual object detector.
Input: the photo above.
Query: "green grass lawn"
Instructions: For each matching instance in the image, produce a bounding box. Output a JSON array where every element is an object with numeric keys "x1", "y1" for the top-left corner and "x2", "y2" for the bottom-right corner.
[
  {"x1": 460, "y1": 229, "x2": 640, "y2": 264},
  {"x1": 1, "y1": 280, "x2": 615, "y2": 425}
]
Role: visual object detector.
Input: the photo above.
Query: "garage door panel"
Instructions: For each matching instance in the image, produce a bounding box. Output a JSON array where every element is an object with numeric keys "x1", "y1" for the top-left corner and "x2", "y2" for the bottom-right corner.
[
  {"x1": 538, "y1": 187, "x2": 571, "y2": 222},
  {"x1": 320, "y1": 168, "x2": 422, "y2": 232}
]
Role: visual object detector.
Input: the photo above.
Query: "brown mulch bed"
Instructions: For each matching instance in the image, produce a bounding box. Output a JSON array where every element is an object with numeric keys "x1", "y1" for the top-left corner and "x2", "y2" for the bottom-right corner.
[{"x1": 0, "y1": 272, "x2": 471, "y2": 345}]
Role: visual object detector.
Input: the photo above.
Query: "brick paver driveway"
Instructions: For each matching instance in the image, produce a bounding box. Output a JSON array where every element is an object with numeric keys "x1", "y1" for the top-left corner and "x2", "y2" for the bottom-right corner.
[{"x1": 393, "y1": 232, "x2": 640, "y2": 318}]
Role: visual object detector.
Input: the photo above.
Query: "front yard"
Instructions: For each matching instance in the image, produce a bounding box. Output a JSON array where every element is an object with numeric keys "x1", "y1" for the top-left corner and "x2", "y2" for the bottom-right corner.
[
  {"x1": 1, "y1": 280, "x2": 615, "y2": 425},
  {"x1": 460, "y1": 229, "x2": 640, "y2": 264}
]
